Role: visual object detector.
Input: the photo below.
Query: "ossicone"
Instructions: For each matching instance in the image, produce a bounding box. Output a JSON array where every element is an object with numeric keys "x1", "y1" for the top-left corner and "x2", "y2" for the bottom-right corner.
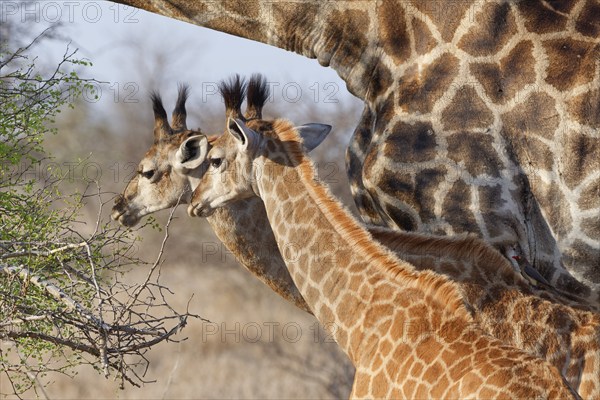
[{"x1": 219, "y1": 74, "x2": 247, "y2": 120}]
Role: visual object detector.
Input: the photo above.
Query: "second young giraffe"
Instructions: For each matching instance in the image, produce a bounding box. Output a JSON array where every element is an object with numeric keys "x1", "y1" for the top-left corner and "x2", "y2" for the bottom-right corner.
[{"x1": 188, "y1": 85, "x2": 580, "y2": 399}]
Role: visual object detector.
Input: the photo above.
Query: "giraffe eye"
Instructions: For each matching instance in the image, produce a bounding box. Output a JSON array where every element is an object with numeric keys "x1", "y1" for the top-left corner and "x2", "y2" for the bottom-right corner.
[
  {"x1": 140, "y1": 170, "x2": 155, "y2": 179},
  {"x1": 210, "y1": 158, "x2": 222, "y2": 168}
]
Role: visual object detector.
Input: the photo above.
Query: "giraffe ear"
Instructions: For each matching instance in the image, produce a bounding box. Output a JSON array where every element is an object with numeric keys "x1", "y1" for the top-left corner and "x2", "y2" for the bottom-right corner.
[
  {"x1": 296, "y1": 123, "x2": 332, "y2": 152},
  {"x1": 227, "y1": 117, "x2": 258, "y2": 150},
  {"x1": 175, "y1": 135, "x2": 208, "y2": 169}
]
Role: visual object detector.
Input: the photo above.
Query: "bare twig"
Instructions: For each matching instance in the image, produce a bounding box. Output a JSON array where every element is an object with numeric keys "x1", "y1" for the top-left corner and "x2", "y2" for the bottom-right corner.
[
  {"x1": 0, "y1": 263, "x2": 111, "y2": 330},
  {"x1": 120, "y1": 195, "x2": 181, "y2": 319},
  {"x1": 0, "y1": 242, "x2": 88, "y2": 260},
  {"x1": 0, "y1": 315, "x2": 49, "y2": 327}
]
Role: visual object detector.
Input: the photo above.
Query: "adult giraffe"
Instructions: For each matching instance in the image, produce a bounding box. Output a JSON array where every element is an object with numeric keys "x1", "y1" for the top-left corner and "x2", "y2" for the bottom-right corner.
[{"x1": 113, "y1": 1, "x2": 600, "y2": 303}]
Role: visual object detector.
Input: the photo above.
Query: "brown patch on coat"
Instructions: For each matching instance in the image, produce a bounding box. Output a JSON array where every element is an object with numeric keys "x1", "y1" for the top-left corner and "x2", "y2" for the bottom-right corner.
[
  {"x1": 411, "y1": 0, "x2": 474, "y2": 42},
  {"x1": 471, "y1": 41, "x2": 536, "y2": 104},
  {"x1": 447, "y1": 132, "x2": 503, "y2": 177},
  {"x1": 367, "y1": 58, "x2": 394, "y2": 100},
  {"x1": 458, "y1": 2, "x2": 517, "y2": 56},
  {"x1": 576, "y1": 0, "x2": 600, "y2": 37},
  {"x1": 375, "y1": 164, "x2": 446, "y2": 229},
  {"x1": 478, "y1": 184, "x2": 505, "y2": 215},
  {"x1": 206, "y1": 16, "x2": 267, "y2": 43},
  {"x1": 411, "y1": 16, "x2": 438, "y2": 55},
  {"x1": 581, "y1": 217, "x2": 600, "y2": 240},
  {"x1": 377, "y1": 169, "x2": 415, "y2": 208},
  {"x1": 567, "y1": 89, "x2": 600, "y2": 128},
  {"x1": 321, "y1": 9, "x2": 369, "y2": 68},
  {"x1": 441, "y1": 87, "x2": 494, "y2": 131},
  {"x1": 397, "y1": 53, "x2": 460, "y2": 114},
  {"x1": 523, "y1": 136, "x2": 555, "y2": 172},
  {"x1": 517, "y1": 1, "x2": 567, "y2": 34},
  {"x1": 378, "y1": 0, "x2": 411, "y2": 64},
  {"x1": 543, "y1": 39, "x2": 599, "y2": 92},
  {"x1": 271, "y1": 2, "x2": 319, "y2": 53},
  {"x1": 561, "y1": 130, "x2": 599, "y2": 189},
  {"x1": 222, "y1": 0, "x2": 259, "y2": 18},
  {"x1": 384, "y1": 204, "x2": 418, "y2": 232},
  {"x1": 414, "y1": 167, "x2": 447, "y2": 221},
  {"x1": 478, "y1": 185, "x2": 510, "y2": 238},
  {"x1": 374, "y1": 94, "x2": 396, "y2": 133},
  {"x1": 535, "y1": 182, "x2": 573, "y2": 236},
  {"x1": 545, "y1": 0, "x2": 577, "y2": 14},
  {"x1": 502, "y1": 92, "x2": 559, "y2": 142},
  {"x1": 383, "y1": 121, "x2": 438, "y2": 163},
  {"x1": 442, "y1": 180, "x2": 481, "y2": 235},
  {"x1": 563, "y1": 240, "x2": 600, "y2": 284}
]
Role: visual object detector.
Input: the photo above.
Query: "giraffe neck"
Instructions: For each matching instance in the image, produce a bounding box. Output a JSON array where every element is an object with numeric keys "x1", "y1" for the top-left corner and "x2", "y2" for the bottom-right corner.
[
  {"x1": 214, "y1": 192, "x2": 598, "y2": 395},
  {"x1": 249, "y1": 126, "x2": 578, "y2": 398},
  {"x1": 206, "y1": 198, "x2": 311, "y2": 313},
  {"x1": 254, "y1": 123, "x2": 470, "y2": 362},
  {"x1": 114, "y1": 0, "x2": 377, "y2": 100}
]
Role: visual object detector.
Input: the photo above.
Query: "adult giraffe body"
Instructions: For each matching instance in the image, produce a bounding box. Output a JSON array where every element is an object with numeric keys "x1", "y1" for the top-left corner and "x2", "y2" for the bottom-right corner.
[{"x1": 114, "y1": 0, "x2": 600, "y2": 304}]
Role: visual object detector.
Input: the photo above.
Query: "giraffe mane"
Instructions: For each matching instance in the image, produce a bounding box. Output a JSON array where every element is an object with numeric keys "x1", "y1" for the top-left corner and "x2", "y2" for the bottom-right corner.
[
  {"x1": 271, "y1": 119, "x2": 471, "y2": 321},
  {"x1": 367, "y1": 226, "x2": 518, "y2": 281}
]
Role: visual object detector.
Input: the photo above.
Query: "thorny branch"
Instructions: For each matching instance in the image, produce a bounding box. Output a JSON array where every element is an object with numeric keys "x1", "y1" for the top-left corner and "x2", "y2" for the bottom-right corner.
[
  {"x1": 1, "y1": 26, "x2": 202, "y2": 397},
  {"x1": 0, "y1": 195, "x2": 203, "y2": 393}
]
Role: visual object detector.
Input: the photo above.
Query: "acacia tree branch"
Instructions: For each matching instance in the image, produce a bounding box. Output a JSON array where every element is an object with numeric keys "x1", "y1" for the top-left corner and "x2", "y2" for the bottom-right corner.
[
  {"x1": 0, "y1": 242, "x2": 88, "y2": 260},
  {"x1": 2, "y1": 330, "x2": 100, "y2": 356},
  {"x1": 0, "y1": 262, "x2": 111, "y2": 331},
  {"x1": 0, "y1": 315, "x2": 50, "y2": 327},
  {"x1": 1, "y1": 29, "x2": 200, "y2": 395}
]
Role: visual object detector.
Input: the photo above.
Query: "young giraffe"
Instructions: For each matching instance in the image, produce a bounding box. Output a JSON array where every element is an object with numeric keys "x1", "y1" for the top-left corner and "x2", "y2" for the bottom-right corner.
[
  {"x1": 115, "y1": 0, "x2": 600, "y2": 309},
  {"x1": 113, "y1": 75, "x2": 599, "y2": 397},
  {"x1": 188, "y1": 108, "x2": 581, "y2": 398}
]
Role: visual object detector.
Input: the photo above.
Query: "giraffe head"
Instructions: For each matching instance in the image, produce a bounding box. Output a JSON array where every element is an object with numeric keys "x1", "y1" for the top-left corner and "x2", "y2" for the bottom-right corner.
[
  {"x1": 111, "y1": 85, "x2": 209, "y2": 227},
  {"x1": 112, "y1": 74, "x2": 275, "y2": 226},
  {"x1": 188, "y1": 75, "x2": 331, "y2": 217}
]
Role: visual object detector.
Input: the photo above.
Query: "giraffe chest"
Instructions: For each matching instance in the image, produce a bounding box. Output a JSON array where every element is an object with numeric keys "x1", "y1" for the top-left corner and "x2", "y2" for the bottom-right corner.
[
  {"x1": 348, "y1": 1, "x2": 600, "y2": 291},
  {"x1": 358, "y1": 108, "x2": 521, "y2": 239}
]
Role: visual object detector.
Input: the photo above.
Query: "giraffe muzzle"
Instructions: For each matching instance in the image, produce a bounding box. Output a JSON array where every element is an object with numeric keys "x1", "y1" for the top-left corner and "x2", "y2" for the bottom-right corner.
[
  {"x1": 111, "y1": 196, "x2": 142, "y2": 227},
  {"x1": 187, "y1": 202, "x2": 214, "y2": 218}
]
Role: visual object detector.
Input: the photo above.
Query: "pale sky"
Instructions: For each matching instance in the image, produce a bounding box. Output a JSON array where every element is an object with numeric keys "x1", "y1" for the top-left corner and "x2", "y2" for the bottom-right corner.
[{"x1": 6, "y1": 1, "x2": 358, "y2": 118}]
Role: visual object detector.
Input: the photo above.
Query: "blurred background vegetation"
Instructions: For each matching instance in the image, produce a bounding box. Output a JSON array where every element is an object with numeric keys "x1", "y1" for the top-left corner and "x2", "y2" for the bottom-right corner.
[{"x1": 1, "y1": 4, "x2": 364, "y2": 398}]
